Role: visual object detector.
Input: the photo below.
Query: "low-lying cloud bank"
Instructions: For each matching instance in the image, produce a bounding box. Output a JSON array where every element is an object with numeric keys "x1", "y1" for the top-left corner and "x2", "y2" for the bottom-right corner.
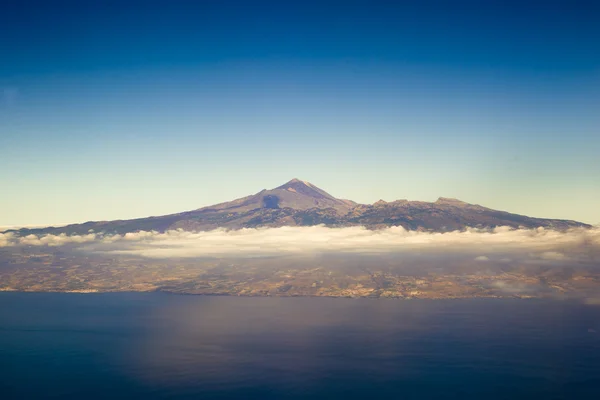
[{"x1": 1, "y1": 226, "x2": 599, "y2": 260}]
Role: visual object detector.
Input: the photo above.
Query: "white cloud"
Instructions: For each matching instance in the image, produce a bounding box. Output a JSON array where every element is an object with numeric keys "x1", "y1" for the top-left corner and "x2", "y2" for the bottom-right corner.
[
  {"x1": 1, "y1": 226, "x2": 599, "y2": 261},
  {"x1": 492, "y1": 281, "x2": 538, "y2": 295},
  {"x1": 0, "y1": 232, "x2": 15, "y2": 248},
  {"x1": 7, "y1": 232, "x2": 98, "y2": 247}
]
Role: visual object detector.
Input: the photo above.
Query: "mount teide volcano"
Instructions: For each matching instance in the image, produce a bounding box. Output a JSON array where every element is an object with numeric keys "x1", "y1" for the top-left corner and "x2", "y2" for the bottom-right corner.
[{"x1": 6, "y1": 179, "x2": 590, "y2": 236}]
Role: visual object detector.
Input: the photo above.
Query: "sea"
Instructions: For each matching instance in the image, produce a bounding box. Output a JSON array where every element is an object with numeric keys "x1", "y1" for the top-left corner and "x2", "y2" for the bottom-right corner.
[{"x1": 0, "y1": 292, "x2": 599, "y2": 399}]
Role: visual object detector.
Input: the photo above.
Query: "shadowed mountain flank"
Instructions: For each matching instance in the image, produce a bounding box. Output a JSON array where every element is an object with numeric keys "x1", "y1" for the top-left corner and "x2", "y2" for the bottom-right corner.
[{"x1": 4, "y1": 179, "x2": 591, "y2": 236}]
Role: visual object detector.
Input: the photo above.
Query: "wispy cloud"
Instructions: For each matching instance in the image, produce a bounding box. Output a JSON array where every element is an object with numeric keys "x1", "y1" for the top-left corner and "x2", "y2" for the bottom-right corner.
[{"x1": 492, "y1": 281, "x2": 541, "y2": 295}]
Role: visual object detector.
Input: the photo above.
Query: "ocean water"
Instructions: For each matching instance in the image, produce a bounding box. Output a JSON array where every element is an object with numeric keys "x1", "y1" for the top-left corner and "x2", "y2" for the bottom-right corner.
[{"x1": 0, "y1": 293, "x2": 599, "y2": 399}]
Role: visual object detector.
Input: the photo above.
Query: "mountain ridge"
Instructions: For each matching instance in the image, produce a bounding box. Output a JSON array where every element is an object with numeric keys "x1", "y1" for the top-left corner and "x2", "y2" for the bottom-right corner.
[{"x1": 3, "y1": 179, "x2": 591, "y2": 236}]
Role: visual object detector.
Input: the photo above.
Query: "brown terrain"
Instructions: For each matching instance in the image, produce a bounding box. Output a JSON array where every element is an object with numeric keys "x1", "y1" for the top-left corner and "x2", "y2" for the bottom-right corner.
[{"x1": 1, "y1": 247, "x2": 599, "y2": 301}]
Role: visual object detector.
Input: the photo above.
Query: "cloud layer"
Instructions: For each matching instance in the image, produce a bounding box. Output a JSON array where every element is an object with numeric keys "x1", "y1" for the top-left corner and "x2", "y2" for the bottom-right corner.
[{"x1": 1, "y1": 226, "x2": 599, "y2": 261}]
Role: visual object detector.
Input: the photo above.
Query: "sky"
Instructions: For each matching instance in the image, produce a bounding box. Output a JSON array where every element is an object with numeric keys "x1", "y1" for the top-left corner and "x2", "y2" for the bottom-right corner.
[{"x1": 1, "y1": 0, "x2": 599, "y2": 226}]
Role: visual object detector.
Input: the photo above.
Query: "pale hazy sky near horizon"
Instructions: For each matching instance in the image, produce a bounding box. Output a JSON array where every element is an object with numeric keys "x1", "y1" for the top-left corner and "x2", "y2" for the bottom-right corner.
[{"x1": 1, "y1": 0, "x2": 599, "y2": 226}]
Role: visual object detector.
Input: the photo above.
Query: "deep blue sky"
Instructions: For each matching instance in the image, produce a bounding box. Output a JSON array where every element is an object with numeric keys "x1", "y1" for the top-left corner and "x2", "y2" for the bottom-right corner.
[{"x1": 1, "y1": 0, "x2": 599, "y2": 226}]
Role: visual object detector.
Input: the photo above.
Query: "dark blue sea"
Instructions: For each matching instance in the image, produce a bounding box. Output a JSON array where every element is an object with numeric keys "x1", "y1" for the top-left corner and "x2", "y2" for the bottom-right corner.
[{"x1": 0, "y1": 293, "x2": 599, "y2": 399}]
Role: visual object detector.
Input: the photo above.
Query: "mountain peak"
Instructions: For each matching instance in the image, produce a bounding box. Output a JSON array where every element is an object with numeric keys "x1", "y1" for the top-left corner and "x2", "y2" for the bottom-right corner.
[
  {"x1": 435, "y1": 197, "x2": 469, "y2": 206},
  {"x1": 276, "y1": 178, "x2": 315, "y2": 190},
  {"x1": 274, "y1": 178, "x2": 341, "y2": 202},
  {"x1": 285, "y1": 178, "x2": 312, "y2": 187}
]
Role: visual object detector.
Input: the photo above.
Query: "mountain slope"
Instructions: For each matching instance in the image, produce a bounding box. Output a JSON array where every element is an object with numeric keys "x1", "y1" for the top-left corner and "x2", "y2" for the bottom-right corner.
[
  {"x1": 4, "y1": 179, "x2": 590, "y2": 236},
  {"x1": 196, "y1": 178, "x2": 355, "y2": 214}
]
